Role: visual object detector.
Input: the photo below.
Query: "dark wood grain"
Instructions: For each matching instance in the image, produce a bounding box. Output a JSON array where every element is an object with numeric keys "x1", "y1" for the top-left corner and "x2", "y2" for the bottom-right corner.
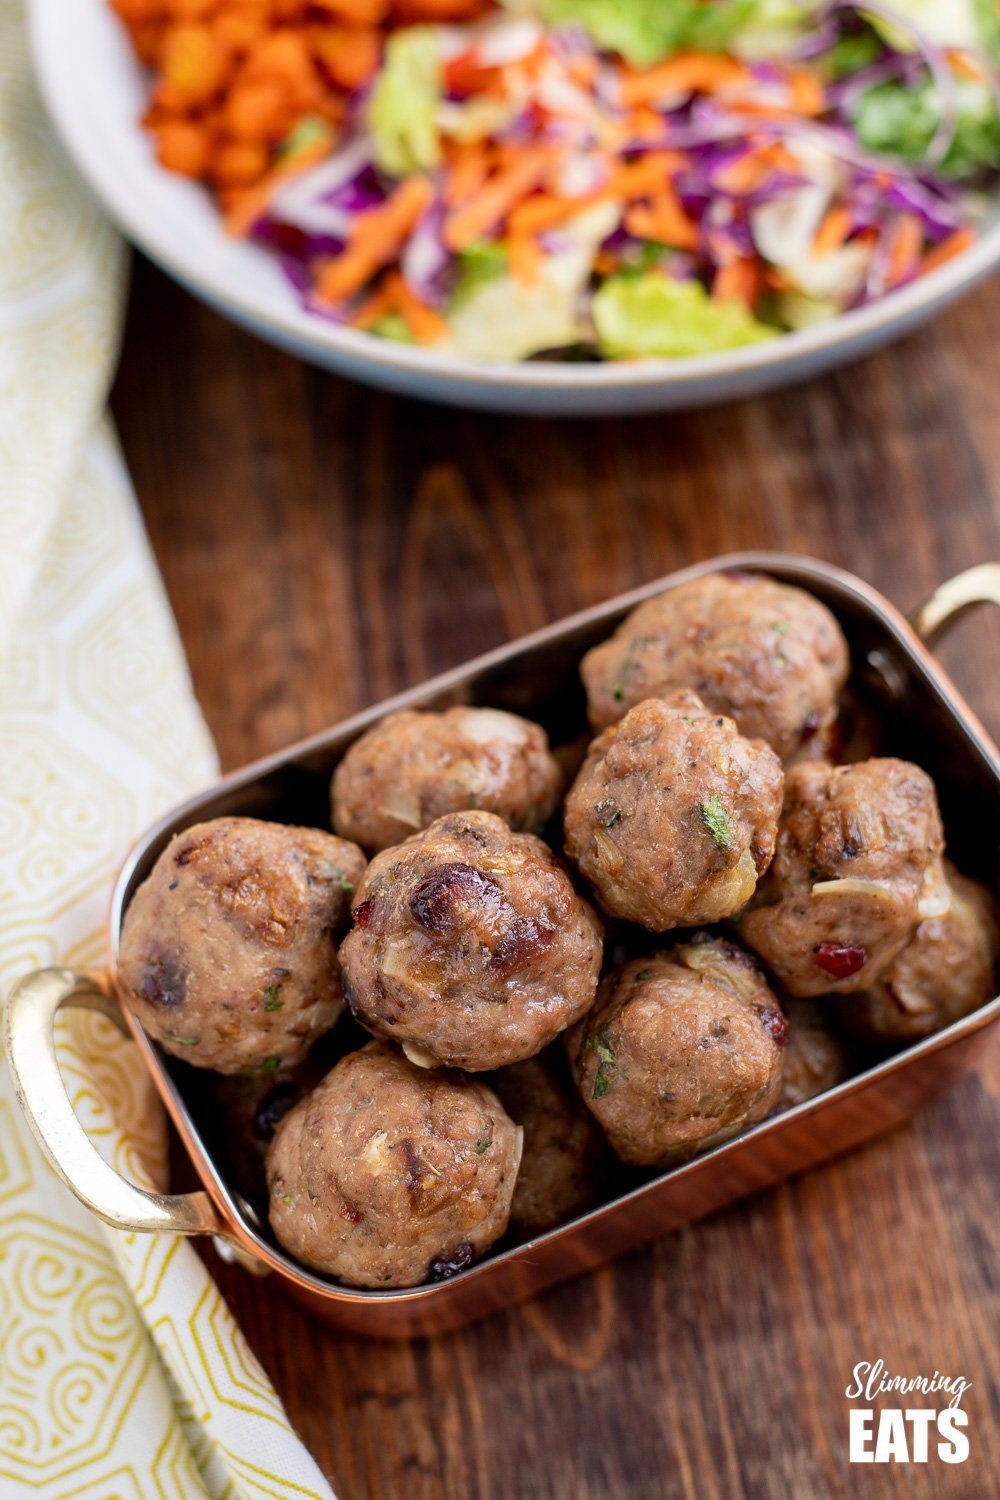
[{"x1": 112, "y1": 253, "x2": 1000, "y2": 1500}]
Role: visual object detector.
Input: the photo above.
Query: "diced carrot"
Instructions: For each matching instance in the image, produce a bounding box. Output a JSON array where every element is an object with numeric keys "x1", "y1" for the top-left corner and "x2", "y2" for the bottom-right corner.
[
  {"x1": 212, "y1": 5, "x2": 268, "y2": 54},
  {"x1": 311, "y1": 25, "x2": 381, "y2": 91},
  {"x1": 921, "y1": 227, "x2": 976, "y2": 275},
  {"x1": 310, "y1": 0, "x2": 389, "y2": 23},
  {"x1": 619, "y1": 52, "x2": 754, "y2": 108},
  {"x1": 155, "y1": 119, "x2": 213, "y2": 176},
  {"x1": 394, "y1": 0, "x2": 491, "y2": 17},
  {"x1": 315, "y1": 176, "x2": 435, "y2": 302},
  {"x1": 713, "y1": 257, "x2": 762, "y2": 307},
  {"x1": 243, "y1": 30, "x2": 319, "y2": 101},
  {"x1": 213, "y1": 137, "x2": 270, "y2": 184},
  {"x1": 224, "y1": 77, "x2": 294, "y2": 142},
  {"x1": 812, "y1": 205, "x2": 852, "y2": 257},
  {"x1": 171, "y1": 0, "x2": 218, "y2": 21},
  {"x1": 505, "y1": 234, "x2": 543, "y2": 286},
  {"x1": 384, "y1": 271, "x2": 448, "y2": 341},
  {"x1": 886, "y1": 214, "x2": 924, "y2": 288},
  {"x1": 161, "y1": 23, "x2": 232, "y2": 106},
  {"x1": 442, "y1": 151, "x2": 553, "y2": 251},
  {"x1": 625, "y1": 185, "x2": 698, "y2": 251}
]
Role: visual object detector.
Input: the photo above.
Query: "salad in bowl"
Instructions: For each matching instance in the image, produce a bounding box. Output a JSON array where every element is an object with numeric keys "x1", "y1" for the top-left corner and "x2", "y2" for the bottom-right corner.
[{"x1": 113, "y1": 0, "x2": 1000, "y2": 363}]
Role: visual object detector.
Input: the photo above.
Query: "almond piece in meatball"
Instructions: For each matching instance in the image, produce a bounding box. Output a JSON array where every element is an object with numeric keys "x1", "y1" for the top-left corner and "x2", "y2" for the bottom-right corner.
[
  {"x1": 564, "y1": 692, "x2": 784, "y2": 931},
  {"x1": 331, "y1": 706, "x2": 563, "y2": 853},
  {"x1": 741, "y1": 759, "x2": 947, "y2": 997},
  {"x1": 339, "y1": 810, "x2": 603, "y2": 1071},
  {"x1": 266, "y1": 1042, "x2": 521, "y2": 1287},
  {"x1": 566, "y1": 937, "x2": 787, "y2": 1168},
  {"x1": 491, "y1": 1052, "x2": 611, "y2": 1236},
  {"x1": 118, "y1": 817, "x2": 366, "y2": 1074},
  {"x1": 581, "y1": 571, "x2": 849, "y2": 762},
  {"x1": 773, "y1": 1000, "x2": 853, "y2": 1112},
  {"x1": 838, "y1": 863, "x2": 999, "y2": 1044}
]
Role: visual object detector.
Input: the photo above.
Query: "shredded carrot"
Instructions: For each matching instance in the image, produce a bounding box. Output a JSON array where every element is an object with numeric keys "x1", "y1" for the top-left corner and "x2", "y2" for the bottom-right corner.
[
  {"x1": 620, "y1": 52, "x2": 754, "y2": 108},
  {"x1": 813, "y1": 205, "x2": 853, "y2": 257},
  {"x1": 316, "y1": 176, "x2": 435, "y2": 302},
  {"x1": 593, "y1": 250, "x2": 620, "y2": 276},
  {"x1": 508, "y1": 190, "x2": 591, "y2": 238},
  {"x1": 920, "y1": 227, "x2": 976, "y2": 276},
  {"x1": 383, "y1": 270, "x2": 448, "y2": 341},
  {"x1": 885, "y1": 214, "x2": 924, "y2": 288},
  {"x1": 444, "y1": 141, "x2": 493, "y2": 206},
  {"x1": 505, "y1": 234, "x2": 543, "y2": 286},
  {"x1": 442, "y1": 150, "x2": 554, "y2": 251},
  {"x1": 946, "y1": 48, "x2": 986, "y2": 82},
  {"x1": 223, "y1": 127, "x2": 334, "y2": 236},
  {"x1": 714, "y1": 141, "x2": 801, "y2": 195},
  {"x1": 350, "y1": 279, "x2": 395, "y2": 329},
  {"x1": 713, "y1": 258, "x2": 761, "y2": 308},
  {"x1": 605, "y1": 152, "x2": 686, "y2": 202},
  {"x1": 567, "y1": 54, "x2": 598, "y2": 88},
  {"x1": 629, "y1": 105, "x2": 667, "y2": 140},
  {"x1": 625, "y1": 183, "x2": 698, "y2": 251},
  {"x1": 787, "y1": 67, "x2": 825, "y2": 117}
]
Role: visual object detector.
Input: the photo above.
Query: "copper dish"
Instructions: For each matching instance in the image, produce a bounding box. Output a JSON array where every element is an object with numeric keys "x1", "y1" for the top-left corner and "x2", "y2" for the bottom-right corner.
[{"x1": 7, "y1": 552, "x2": 1000, "y2": 1338}]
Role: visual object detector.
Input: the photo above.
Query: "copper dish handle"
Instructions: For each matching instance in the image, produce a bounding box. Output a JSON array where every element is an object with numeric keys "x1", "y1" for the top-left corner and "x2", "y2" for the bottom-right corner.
[
  {"x1": 911, "y1": 562, "x2": 1000, "y2": 645},
  {"x1": 4, "y1": 967, "x2": 231, "y2": 1241}
]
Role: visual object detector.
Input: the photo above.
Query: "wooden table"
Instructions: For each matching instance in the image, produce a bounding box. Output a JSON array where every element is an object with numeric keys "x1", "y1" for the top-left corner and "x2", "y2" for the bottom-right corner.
[{"x1": 111, "y1": 255, "x2": 1000, "y2": 1500}]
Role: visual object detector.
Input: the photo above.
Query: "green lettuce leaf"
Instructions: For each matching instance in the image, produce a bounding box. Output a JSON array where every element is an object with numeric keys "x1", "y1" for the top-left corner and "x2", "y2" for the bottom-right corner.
[
  {"x1": 852, "y1": 77, "x2": 1000, "y2": 179},
  {"x1": 593, "y1": 274, "x2": 777, "y2": 358},
  {"x1": 369, "y1": 27, "x2": 442, "y2": 176},
  {"x1": 540, "y1": 0, "x2": 763, "y2": 67}
]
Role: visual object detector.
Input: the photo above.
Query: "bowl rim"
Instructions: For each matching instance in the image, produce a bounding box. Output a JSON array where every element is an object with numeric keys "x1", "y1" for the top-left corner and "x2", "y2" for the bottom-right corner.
[
  {"x1": 29, "y1": 0, "x2": 1000, "y2": 395},
  {"x1": 106, "y1": 550, "x2": 1000, "y2": 1305}
]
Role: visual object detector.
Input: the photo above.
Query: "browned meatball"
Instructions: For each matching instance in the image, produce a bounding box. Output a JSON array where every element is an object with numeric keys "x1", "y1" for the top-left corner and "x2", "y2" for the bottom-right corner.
[
  {"x1": 774, "y1": 1000, "x2": 853, "y2": 1111},
  {"x1": 566, "y1": 937, "x2": 787, "y2": 1168},
  {"x1": 118, "y1": 817, "x2": 366, "y2": 1074},
  {"x1": 491, "y1": 1052, "x2": 611, "y2": 1236},
  {"x1": 741, "y1": 759, "x2": 947, "y2": 998},
  {"x1": 331, "y1": 706, "x2": 563, "y2": 853},
  {"x1": 339, "y1": 811, "x2": 603, "y2": 1071},
  {"x1": 839, "y1": 864, "x2": 999, "y2": 1044},
  {"x1": 564, "y1": 692, "x2": 784, "y2": 931},
  {"x1": 581, "y1": 572, "x2": 849, "y2": 762},
  {"x1": 266, "y1": 1041, "x2": 521, "y2": 1287}
]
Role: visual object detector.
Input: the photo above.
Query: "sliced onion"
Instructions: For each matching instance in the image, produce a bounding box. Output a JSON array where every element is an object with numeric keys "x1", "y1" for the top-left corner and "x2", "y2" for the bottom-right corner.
[
  {"x1": 675, "y1": 940, "x2": 761, "y2": 1001},
  {"x1": 458, "y1": 708, "x2": 531, "y2": 746},
  {"x1": 402, "y1": 1041, "x2": 439, "y2": 1069},
  {"x1": 811, "y1": 877, "x2": 897, "y2": 903},
  {"x1": 591, "y1": 828, "x2": 624, "y2": 876}
]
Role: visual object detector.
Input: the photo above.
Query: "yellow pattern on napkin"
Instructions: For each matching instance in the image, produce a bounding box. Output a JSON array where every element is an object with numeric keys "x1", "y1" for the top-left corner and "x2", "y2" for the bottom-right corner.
[{"x1": 0, "y1": 2, "x2": 336, "y2": 1494}]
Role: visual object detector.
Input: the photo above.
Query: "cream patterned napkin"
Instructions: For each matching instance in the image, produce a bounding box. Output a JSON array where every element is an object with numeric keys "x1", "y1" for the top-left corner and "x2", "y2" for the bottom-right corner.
[{"x1": 0, "y1": 2, "x2": 336, "y2": 1494}]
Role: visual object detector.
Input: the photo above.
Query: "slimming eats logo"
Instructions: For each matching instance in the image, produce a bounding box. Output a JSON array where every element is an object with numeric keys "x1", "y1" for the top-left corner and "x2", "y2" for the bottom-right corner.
[{"x1": 846, "y1": 1359, "x2": 971, "y2": 1465}]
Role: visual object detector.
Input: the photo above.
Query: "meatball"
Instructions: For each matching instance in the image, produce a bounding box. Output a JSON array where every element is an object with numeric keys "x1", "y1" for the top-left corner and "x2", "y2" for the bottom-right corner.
[
  {"x1": 838, "y1": 863, "x2": 999, "y2": 1044},
  {"x1": 581, "y1": 571, "x2": 849, "y2": 762},
  {"x1": 741, "y1": 759, "x2": 947, "y2": 998},
  {"x1": 491, "y1": 1052, "x2": 611, "y2": 1236},
  {"x1": 118, "y1": 817, "x2": 366, "y2": 1074},
  {"x1": 331, "y1": 706, "x2": 563, "y2": 853},
  {"x1": 266, "y1": 1041, "x2": 521, "y2": 1287},
  {"x1": 774, "y1": 1000, "x2": 852, "y2": 1111},
  {"x1": 567, "y1": 937, "x2": 787, "y2": 1168},
  {"x1": 339, "y1": 811, "x2": 603, "y2": 1071},
  {"x1": 564, "y1": 692, "x2": 784, "y2": 930}
]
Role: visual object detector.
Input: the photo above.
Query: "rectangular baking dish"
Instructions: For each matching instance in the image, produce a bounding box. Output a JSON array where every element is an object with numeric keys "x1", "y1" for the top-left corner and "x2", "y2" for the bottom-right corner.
[{"x1": 8, "y1": 551, "x2": 1000, "y2": 1339}]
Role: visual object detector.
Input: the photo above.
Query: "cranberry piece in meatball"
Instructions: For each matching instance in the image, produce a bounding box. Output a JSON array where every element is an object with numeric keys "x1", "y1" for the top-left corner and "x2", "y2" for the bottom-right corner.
[
  {"x1": 491, "y1": 1052, "x2": 611, "y2": 1236},
  {"x1": 331, "y1": 706, "x2": 563, "y2": 853},
  {"x1": 773, "y1": 1000, "x2": 853, "y2": 1112},
  {"x1": 266, "y1": 1042, "x2": 521, "y2": 1287},
  {"x1": 118, "y1": 817, "x2": 366, "y2": 1074},
  {"x1": 741, "y1": 759, "x2": 947, "y2": 997},
  {"x1": 339, "y1": 811, "x2": 603, "y2": 1071},
  {"x1": 838, "y1": 863, "x2": 999, "y2": 1044},
  {"x1": 566, "y1": 937, "x2": 787, "y2": 1168},
  {"x1": 564, "y1": 692, "x2": 784, "y2": 931},
  {"x1": 581, "y1": 572, "x2": 849, "y2": 762}
]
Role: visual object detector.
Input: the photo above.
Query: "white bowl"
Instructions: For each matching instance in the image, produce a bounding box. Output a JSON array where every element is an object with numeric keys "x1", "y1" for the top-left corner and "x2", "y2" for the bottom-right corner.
[{"x1": 30, "y1": 0, "x2": 1000, "y2": 415}]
